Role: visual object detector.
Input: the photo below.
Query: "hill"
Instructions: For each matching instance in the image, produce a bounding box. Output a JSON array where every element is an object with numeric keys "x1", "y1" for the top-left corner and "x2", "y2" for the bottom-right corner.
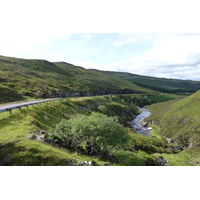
[
  {"x1": 93, "y1": 70, "x2": 200, "y2": 95},
  {"x1": 0, "y1": 55, "x2": 148, "y2": 103},
  {"x1": 146, "y1": 91, "x2": 200, "y2": 165},
  {"x1": 148, "y1": 91, "x2": 200, "y2": 147},
  {"x1": 0, "y1": 94, "x2": 174, "y2": 166},
  {"x1": 2, "y1": 55, "x2": 200, "y2": 104}
]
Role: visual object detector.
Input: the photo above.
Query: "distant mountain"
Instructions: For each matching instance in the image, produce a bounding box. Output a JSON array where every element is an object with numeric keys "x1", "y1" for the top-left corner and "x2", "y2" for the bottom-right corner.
[
  {"x1": 0, "y1": 55, "x2": 147, "y2": 103},
  {"x1": 1, "y1": 55, "x2": 200, "y2": 103},
  {"x1": 92, "y1": 70, "x2": 200, "y2": 95}
]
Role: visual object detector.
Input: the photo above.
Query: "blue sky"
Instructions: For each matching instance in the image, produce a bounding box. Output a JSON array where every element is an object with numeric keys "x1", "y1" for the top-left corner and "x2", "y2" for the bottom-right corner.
[{"x1": 1, "y1": 0, "x2": 200, "y2": 80}]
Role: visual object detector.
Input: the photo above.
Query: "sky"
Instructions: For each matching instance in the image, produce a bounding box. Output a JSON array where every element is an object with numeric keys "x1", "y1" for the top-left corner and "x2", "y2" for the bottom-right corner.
[
  {"x1": 1, "y1": 0, "x2": 200, "y2": 80},
  {"x1": 1, "y1": 0, "x2": 200, "y2": 196}
]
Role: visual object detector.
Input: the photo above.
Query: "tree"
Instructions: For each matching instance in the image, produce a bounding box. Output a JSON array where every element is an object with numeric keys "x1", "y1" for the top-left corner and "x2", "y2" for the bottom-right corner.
[{"x1": 54, "y1": 112, "x2": 129, "y2": 155}]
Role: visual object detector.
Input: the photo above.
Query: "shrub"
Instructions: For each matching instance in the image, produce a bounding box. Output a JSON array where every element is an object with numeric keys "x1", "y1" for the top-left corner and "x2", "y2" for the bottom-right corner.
[{"x1": 54, "y1": 112, "x2": 129, "y2": 158}]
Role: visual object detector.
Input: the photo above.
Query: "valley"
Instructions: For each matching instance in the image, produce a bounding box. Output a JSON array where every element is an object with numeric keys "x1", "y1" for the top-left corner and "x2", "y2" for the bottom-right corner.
[{"x1": 1, "y1": 55, "x2": 200, "y2": 166}]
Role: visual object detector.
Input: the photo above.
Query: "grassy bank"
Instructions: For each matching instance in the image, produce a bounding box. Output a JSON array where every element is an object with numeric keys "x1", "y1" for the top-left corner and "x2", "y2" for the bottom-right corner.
[
  {"x1": 146, "y1": 91, "x2": 200, "y2": 165},
  {"x1": 0, "y1": 94, "x2": 176, "y2": 166}
]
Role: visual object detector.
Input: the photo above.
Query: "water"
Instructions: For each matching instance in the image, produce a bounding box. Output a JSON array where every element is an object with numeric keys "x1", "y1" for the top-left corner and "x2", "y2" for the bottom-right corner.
[{"x1": 131, "y1": 107, "x2": 152, "y2": 136}]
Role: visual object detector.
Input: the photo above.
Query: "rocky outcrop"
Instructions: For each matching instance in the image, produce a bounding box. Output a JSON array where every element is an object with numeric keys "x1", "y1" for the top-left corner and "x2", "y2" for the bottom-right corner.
[
  {"x1": 157, "y1": 156, "x2": 168, "y2": 166},
  {"x1": 32, "y1": 88, "x2": 144, "y2": 99}
]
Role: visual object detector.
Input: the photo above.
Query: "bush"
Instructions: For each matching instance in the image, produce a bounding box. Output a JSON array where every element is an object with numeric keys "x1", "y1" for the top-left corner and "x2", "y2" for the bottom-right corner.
[{"x1": 54, "y1": 112, "x2": 129, "y2": 158}]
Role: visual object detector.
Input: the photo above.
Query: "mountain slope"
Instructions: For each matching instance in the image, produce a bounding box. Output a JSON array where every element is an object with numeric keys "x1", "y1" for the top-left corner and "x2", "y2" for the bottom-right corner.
[
  {"x1": 93, "y1": 70, "x2": 200, "y2": 94},
  {"x1": 147, "y1": 90, "x2": 200, "y2": 148},
  {"x1": 0, "y1": 55, "x2": 148, "y2": 103}
]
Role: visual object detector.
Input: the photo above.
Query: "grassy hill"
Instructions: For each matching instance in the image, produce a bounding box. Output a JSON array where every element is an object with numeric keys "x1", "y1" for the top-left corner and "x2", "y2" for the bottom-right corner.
[
  {"x1": 2, "y1": 55, "x2": 200, "y2": 104},
  {"x1": 148, "y1": 91, "x2": 200, "y2": 147},
  {"x1": 0, "y1": 55, "x2": 148, "y2": 103},
  {"x1": 2, "y1": 54, "x2": 200, "y2": 166},
  {"x1": 0, "y1": 94, "x2": 174, "y2": 166},
  {"x1": 93, "y1": 70, "x2": 200, "y2": 95},
  {"x1": 145, "y1": 91, "x2": 200, "y2": 165}
]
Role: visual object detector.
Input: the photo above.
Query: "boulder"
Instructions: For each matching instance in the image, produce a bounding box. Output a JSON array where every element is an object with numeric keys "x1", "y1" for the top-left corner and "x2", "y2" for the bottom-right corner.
[
  {"x1": 158, "y1": 156, "x2": 168, "y2": 166},
  {"x1": 68, "y1": 158, "x2": 78, "y2": 166},
  {"x1": 78, "y1": 161, "x2": 85, "y2": 166}
]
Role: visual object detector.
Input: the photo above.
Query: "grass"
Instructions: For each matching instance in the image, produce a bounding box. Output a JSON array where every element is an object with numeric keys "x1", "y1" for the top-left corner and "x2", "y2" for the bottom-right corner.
[
  {"x1": 0, "y1": 102, "x2": 105, "y2": 165},
  {"x1": 97, "y1": 70, "x2": 200, "y2": 95},
  {"x1": 0, "y1": 55, "x2": 148, "y2": 102},
  {"x1": 147, "y1": 91, "x2": 200, "y2": 146},
  {"x1": 143, "y1": 91, "x2": 200, "y2": 165},
  {"x1": 1, "y1": 92, "x2": 197, "y2": 166},
  {"x1": 153, "y1": 147, "x2": 200, "y2": 166}
]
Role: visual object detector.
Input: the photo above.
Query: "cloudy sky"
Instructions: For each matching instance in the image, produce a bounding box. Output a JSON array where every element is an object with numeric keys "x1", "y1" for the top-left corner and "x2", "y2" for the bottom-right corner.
[{"x1": 1, "y1": 0, "x2": 200, "y2": 80}]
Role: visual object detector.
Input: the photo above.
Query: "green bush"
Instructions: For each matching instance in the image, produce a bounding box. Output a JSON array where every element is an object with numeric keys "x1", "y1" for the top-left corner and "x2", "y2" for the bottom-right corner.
[
  {"x1": 55, "y1": 112, "x2": 129, "y2": 147},
  {"x1": 53, "y1": 112, "x2": 129, "y2": 158}
]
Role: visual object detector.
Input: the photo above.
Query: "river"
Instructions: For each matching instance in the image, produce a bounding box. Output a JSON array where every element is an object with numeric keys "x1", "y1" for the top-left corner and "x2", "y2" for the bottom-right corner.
[{"x1": 131, "y1": 107, "x2": 152, "y2": 136}]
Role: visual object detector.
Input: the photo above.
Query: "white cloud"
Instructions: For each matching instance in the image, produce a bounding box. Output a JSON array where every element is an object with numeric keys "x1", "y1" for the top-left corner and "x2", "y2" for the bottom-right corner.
[
  {"x1": 81, "y1": 34, "x2": 92, "y2": 40},
  {"x1": 112, "y1": 33, "x2": 159, "y2": 47},
  {"x1": 104, "y1": 34, "x2": 200, "y2": 80}
]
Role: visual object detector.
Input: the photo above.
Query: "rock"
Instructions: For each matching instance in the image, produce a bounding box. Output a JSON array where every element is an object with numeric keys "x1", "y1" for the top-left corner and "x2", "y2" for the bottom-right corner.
[
  {"x1": 68, "y1": 158, "x2": 78, "y2": 166},
  {"x1": 50, "y1": 138, "x2": 56, "y2": 146},
  {"x1": 130, "y1": 147, "x2": 137, "y2": 152},
  {"x1": 78, "y1": 161, "x2": 85, "y2": 166},
  {"x1": 166, "y1": 138, "x2": 172, "y2": 143},
  {"x1": 40, "y1": 130, "x2": 47, "y2": 134},
  {"x1": 88, "y1": 161, "x2": 92, "y2": 166},
  {"x1": 41, "y1": 86, "x2": 47, "y2": 90},
  {"x1": 104, "y1": 163, "x2": 111, "y2": 166},
  {"x1": 158, "y1": 156, "x2": 168, "y2": 166},
  {"x1": 26, "y1": 134, "x2": 36, "y2": 139},
  {"x1": 0, "y1": 155, "x2": 12, "y2": 166},
  {"x1": 187, "y1": 142, "x2": 193, "y2": 148},
  {"x1": 171, "y1": 146, "x2": 179, "y2": 151},
  {"x1": 36, "y1": 135, "x2": 45, "y2": 140}
]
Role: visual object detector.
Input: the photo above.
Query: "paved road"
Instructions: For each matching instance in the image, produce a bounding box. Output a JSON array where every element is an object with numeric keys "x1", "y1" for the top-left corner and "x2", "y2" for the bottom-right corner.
[{"x1": 0, "y1": 98, "x2": 62, "y2": 114}]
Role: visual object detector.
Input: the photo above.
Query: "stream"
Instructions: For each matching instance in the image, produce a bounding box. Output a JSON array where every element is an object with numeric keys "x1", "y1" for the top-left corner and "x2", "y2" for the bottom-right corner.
[{"x1": 131, "y1": 107, "x2": 152, "y2": 136}]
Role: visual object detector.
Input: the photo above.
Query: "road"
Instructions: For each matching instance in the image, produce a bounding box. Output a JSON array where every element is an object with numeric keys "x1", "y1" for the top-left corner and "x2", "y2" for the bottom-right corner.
[{"x1": 0, "y1": 98, "x2": 62, "y2": 114}]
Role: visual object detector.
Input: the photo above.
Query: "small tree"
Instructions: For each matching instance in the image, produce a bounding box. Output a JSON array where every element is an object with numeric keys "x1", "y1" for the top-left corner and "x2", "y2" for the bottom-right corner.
[{"x1": 54, "y1": 112, "x2": 129, "y2": 155}]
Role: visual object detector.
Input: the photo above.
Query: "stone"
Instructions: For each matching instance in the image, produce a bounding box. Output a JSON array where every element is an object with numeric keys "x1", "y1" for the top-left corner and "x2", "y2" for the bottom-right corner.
[
  {"x1": 78, "y1": 161, "x2": 85, "y2": 166},
  {"x1": 68, "y1": 158, "x2": 78, "y2": 166},
  {"x1": 158, "y1": 156, "x2": 168, "y2": 166},
  {"x1": 166, "y1": 138, "x2": 172, "y2": 143},
  {"x1": 104, "y1": 163, "x2": 111, "y2": 166},
  {"x1": 41, "y1": 86, "x2": 47, "y2": 90},
  {"x1": 187, "y1": 142, "x2": 193, "y2": 148},
  {"x1": 89, "y1": 160, "x2": 99, "y2": 166},
  {"x1": 36, "y1": 135, "x2": 45, "y2": 140},
  {"x1": 50, "y1": 138, "x2": 56, "y2": 146},
  {"x1": 130, "y1": 147, "x2": 137, "y2": 152},
  {"x1": 26, "y1": 134, "x2": 36, "y2": 139}
]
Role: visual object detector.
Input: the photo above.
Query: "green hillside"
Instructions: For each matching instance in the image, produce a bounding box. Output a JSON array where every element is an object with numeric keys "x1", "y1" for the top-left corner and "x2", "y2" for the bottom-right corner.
[
  {"x1": 0, "y1": 94, "x2": 174, "y2": 166},
  {"x1": 148, "y1": 91, "x2": 200, "y2": 147},
  {"x1": 2, "y1": 54, "x2": 200, "y2": 166},
  {"x1": 0, "y1": 55, "x2": 148, "y2": 103},
  {"x1": 146, "y1": 91, "x2": 200, "y2": 165},
  {"x1": 94, "y1": 70, "x2": 200, "y2": 95}
]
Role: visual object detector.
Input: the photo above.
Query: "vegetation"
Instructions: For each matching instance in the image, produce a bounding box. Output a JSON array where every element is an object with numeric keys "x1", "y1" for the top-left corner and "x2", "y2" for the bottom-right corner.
[
  {"x1": 1, "y1": 55, "x2": 199, "y2": 104},
  {"x1": 53, "y1": 112, "x2": 129, "y2": 160},
  {"x1": 2, "y1": 55, "x2": 200, "y2": 166},
  {"x1": 147, "y1": 91, "x2": 200, "y2": 147},
  {"x1": 0, "y1": 94, "x2": 176, "y2": 166},
  {"x1": 95, "y1": 70, "x2": 200, "y2": 95},
  {"x1": 146, "y1": 90, "x2": 200, "y2": 165},
  {"x1": 0, "y1": 55, "x2": 147, "y2": 102}
]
